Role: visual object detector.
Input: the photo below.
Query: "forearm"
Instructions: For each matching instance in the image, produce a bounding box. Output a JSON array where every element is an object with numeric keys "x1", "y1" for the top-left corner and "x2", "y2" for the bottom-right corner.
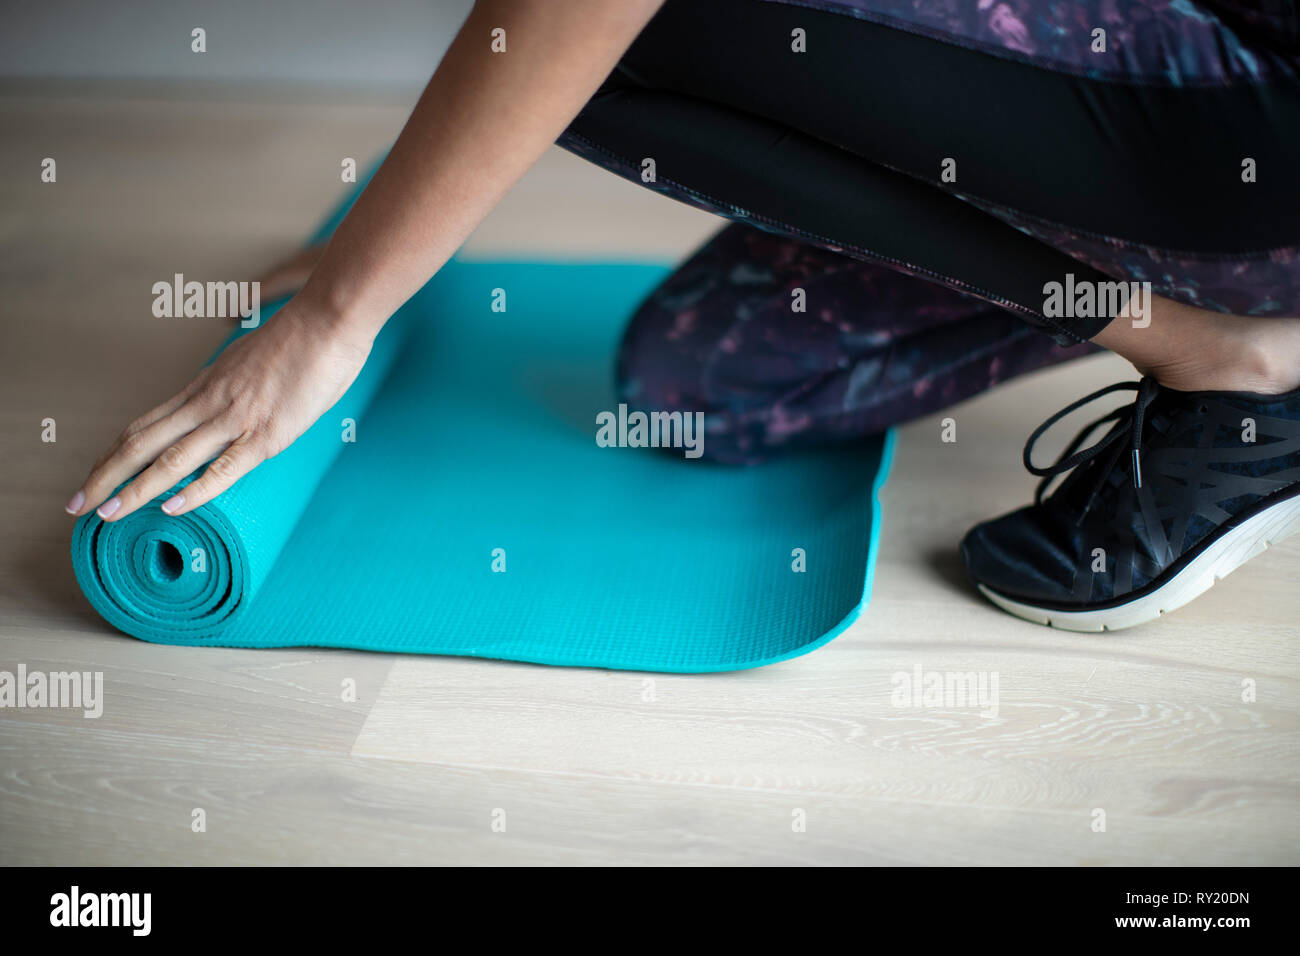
[{"x1": 298, "y1": 0, "x2": 663, "y2": 343}]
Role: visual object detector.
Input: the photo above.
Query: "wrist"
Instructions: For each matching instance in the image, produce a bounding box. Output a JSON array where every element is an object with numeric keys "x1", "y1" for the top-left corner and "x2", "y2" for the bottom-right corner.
[{"x1": 290, "y1": 275, "x2": 386, "y2": 350}]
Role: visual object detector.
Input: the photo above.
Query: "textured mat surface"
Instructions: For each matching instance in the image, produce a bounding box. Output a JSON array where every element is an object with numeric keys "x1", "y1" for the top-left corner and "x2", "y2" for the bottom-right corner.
[{"x1": 71, "y1": 231, "x2": 891, "y2": 672}]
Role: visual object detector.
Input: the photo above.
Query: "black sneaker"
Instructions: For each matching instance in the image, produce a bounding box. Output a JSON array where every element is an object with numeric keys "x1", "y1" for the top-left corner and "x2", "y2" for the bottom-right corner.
[{"x1": 961, "y1": 377, "x2": 1300, "y2": 631}]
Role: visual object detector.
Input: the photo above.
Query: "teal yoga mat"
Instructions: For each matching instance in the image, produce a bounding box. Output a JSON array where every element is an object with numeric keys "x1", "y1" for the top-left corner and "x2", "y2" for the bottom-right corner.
[{"x1": 71, "y1": 216, "x2": 892, "y2": 674}]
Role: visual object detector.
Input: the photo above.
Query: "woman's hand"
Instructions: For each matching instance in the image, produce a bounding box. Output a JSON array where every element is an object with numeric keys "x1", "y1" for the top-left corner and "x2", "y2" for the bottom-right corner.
[
  {"x1": 65, "y1": 0, "x2": 665, "y2": 524},
  {"x1": 66, "y1": 301, "x2": 372, "y2": 522}
]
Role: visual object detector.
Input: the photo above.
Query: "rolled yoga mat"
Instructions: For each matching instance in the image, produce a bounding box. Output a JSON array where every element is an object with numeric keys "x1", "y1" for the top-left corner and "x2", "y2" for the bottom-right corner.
[{"x1": 71, "y1": 196, "x2": 893, "y2": 673}]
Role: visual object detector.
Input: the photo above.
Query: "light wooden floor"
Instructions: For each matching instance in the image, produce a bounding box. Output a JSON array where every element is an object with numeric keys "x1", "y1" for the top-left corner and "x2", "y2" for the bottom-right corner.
[{"x1": 2, "y1": 88, "x2": 1297, "y2": 866}]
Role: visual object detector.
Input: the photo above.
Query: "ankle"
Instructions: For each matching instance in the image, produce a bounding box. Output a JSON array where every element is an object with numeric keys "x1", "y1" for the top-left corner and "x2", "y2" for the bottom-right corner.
[
  {"x1": 1231, "y1": 322, "x2": 1300, "y2": 394},
  {"x1": 1094, "y1": 302, "x2": 1300, "y2": 395},
  {"x1": 1152, "y1": 325, "x2": 1283, "y2": 393}
]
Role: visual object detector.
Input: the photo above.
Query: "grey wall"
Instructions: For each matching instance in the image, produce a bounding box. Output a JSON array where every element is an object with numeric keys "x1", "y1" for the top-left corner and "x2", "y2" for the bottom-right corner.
[{"x1": 0, "y1": 0, "x2": 474, "y2": 89}]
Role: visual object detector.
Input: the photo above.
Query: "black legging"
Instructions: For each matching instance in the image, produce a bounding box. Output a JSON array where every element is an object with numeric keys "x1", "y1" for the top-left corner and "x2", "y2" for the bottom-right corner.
[{"x1": 559, "y1": 0, "x2": 1300, "y2": 344}]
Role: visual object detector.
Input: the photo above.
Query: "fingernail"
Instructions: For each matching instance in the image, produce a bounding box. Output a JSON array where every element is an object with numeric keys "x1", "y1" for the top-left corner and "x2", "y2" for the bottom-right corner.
[
  {"x1": 97, "y1": 497, "x2": 121, "y2": 519},
  {"x1": 64, "y1": 490, "x2": 85, "y2": 515},
  {"x1": 161, "y1": 494, "x2": 185, "y2": 515}
]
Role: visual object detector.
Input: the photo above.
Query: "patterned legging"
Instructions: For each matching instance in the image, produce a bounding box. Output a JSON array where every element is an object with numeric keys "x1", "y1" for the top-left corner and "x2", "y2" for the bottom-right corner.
[{"x1": 558, "y1": 0, "x2": 1300, "y2": 463}]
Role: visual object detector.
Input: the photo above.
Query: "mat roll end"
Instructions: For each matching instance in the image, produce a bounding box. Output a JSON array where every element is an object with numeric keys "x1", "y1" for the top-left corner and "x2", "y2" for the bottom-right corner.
[{"x1": 70, "y1": 488, "x2": 250, "y2": 644}]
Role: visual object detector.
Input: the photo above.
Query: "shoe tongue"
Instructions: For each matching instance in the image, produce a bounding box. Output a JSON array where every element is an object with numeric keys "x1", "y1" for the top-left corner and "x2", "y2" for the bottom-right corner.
[
  {"x1": 1044, "y1": 419, "x2": 1128, "y2": 509},
  {"x1": 1047, "y1": 385, "x2": 1201, "y2": 509},
  {"x1": 1145, "y1": 389, "x2": 1183, "y2": 433}
]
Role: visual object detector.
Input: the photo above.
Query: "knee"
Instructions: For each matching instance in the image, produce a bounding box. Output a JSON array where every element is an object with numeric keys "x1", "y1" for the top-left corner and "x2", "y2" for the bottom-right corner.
[
  {"x1": 617, "y1": 284, "x2": 795, "y2": 465},
  {"x1": 614, "y1": 289, "x2": 713, "y2": 413}
]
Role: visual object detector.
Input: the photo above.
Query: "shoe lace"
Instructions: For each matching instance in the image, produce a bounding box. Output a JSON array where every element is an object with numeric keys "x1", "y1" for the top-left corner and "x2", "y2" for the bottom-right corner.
[{"x1": 1022, "y1": 376, "x2": 1162, "y2": 520}]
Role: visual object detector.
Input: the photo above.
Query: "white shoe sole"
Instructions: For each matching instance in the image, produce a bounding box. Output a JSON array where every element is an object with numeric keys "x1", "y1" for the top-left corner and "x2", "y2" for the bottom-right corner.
[{"x1": 977, "y1": 492, "x2": 1300, "y2": 632}]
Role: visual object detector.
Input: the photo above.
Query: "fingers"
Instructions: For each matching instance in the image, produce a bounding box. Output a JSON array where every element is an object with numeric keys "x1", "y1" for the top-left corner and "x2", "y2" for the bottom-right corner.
[
  {"x1": 71, "y1": 401, "x2": 210, "y2": 519},
  {"x1": 88, "y1": 381, "x2": 205, "y2": 480},
  {"x1": 65, "y1": 302, "x2": 326, "y2": 522},
  {"x1": 119, "y1": 378, "x2": 203, "y2": 439},
  {"x1": 160, "y1": 436, "x2": 263, "y2": 517},
  {"x1": 102, "y1": 423, "x2": 235, "y2": 520}
]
